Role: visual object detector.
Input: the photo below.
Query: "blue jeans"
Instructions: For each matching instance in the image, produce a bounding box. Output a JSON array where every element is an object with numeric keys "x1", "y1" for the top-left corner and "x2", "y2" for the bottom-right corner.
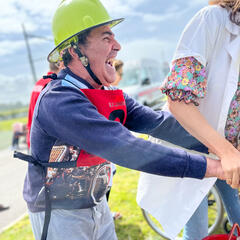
[
  {"x1": 183, "y1": 179, "x2": 240, "y2": 240},
  {"x1": 183, "y1": 196, "x2": 208, "y2": 240}
]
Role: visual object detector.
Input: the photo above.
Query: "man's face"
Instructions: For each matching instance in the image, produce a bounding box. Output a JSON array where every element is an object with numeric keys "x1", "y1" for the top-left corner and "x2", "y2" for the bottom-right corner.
[{"x1": 80, "y1": 25, "x2": 121, "y2": 86}]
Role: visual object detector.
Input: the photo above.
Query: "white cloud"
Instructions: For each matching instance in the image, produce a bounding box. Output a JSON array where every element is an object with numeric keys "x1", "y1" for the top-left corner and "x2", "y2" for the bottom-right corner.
[
  {"x1": 189, "y1": 0, "x2": 208, "y2": 7},
  {"x1": 143, "y1": 12, "x2": 176, "y2": 23},
  {"x1": 0, "y1": 0, "x2": 59, "y2": 34},
  {"x1": 0, "y1": 0, "x2": 210, "y2": 35},
  {"x1": 0, "y1": 19, "x2": 38, "y2": 34},
  {"x1": 0, "y1": 38, "x2": 49, "y2": 57},
  {"x1": 1, "y1": 0, "x2": 17, "y2": 15},
  {"x1": 0, "y1": 0, "x2": 144, "y2": 35},
  {"x1": 0, "y1": 1, "x2": 34, "y2": 34},
  {"x1": 0, "y1": 73, "x2": 29, "y2": 84},
  {"x1": 16, "y1": 0, "x2": 59, "y2": 19},
  {"x1": 101, "y1": 0, "x2": 144, "y2": 17},
  {"x1": 0, "y1": 41, "x2": 24, "y2": 56},
  {"x1": 142, "y1": 3, "x2": 189, "y2": 23}
]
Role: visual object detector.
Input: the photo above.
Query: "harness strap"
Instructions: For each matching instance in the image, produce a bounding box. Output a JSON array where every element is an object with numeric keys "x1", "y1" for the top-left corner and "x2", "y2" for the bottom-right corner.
[
  {"x1": 41, "y1": 185, "x2": 52, "y2": 240},
  {"x1": 14, "y1": 151, "x2": 76, "y2": 168},
  {"x1": 42, "y1": 161, "x2": 76, "y2": 168},
  {"x1": 14, "y1": 151, "x2": 37, "y2": 164},
  {"x1": 85, "y1": 64, "x2": 102, "y2": 85}
]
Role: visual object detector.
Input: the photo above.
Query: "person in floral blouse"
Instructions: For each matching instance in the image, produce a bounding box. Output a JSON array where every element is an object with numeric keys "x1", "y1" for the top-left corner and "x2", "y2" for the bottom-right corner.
[{"x1": 161, "y1": 0, "x2": 240, "y2": 239}]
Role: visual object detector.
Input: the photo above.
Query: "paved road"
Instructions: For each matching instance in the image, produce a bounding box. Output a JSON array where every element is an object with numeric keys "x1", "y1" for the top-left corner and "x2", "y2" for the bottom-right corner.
[{"x1": 0, "y1": 147, "x2": 28, "y2": 233}]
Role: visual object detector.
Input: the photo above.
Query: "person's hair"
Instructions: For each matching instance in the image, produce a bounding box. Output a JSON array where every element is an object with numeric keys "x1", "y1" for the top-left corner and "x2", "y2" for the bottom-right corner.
[
  {"x1": 218, "y1": 0, "x2": 240, "y2": 25},
  {"x1": 62, "y1": 29, "x2": 92, "y2": 67},
  {"x1": 49, "y1": 62, "x2": 59, "y2": 73},
  {"x1": 114, "y1": 59, "x2": 124, "y2": 74},
  {"x1": 209, "y1": 0, "x2": 220, "y2": 5}
]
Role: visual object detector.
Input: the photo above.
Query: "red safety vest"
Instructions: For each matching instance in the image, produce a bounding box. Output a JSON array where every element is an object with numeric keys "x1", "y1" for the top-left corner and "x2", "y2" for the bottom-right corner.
[{"x1": 75, "y1": 88, "x2": 127, "y2": 167}]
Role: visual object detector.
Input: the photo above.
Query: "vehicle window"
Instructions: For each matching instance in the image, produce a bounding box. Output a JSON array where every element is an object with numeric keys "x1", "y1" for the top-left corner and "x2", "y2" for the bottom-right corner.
[
  {"x1": 118, "y1": 61, "x2": 165, "y2": 88},
  {"x1": 148, "y1": 67, "x2": 162, "y2": 83},
  {"x1": 118, "y1": 68, "x2": 140, "y2": 88},
  {"x1": 139, "y1": 68, "x2": 149, "y2": 84}
]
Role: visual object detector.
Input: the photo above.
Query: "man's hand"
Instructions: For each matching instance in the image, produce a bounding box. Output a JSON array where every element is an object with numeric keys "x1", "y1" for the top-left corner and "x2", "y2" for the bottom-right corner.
[{"x1": 205, "y1": 157, "x2": 225, "y2": 180}]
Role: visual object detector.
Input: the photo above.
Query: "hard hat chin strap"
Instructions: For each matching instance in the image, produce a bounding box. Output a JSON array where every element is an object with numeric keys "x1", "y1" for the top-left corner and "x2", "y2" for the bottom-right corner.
[{"x1": 71, "y1": 42, "x2": 102, "y2": 86}]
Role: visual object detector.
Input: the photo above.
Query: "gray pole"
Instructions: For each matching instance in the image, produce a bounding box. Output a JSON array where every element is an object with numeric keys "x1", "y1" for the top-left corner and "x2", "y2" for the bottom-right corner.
[{"x1": 22, "y1": 23, "x2": 37, "y2": 83}]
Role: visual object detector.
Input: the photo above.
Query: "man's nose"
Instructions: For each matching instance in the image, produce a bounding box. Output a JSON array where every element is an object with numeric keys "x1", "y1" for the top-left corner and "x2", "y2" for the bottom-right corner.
[{"x1": 113, "y1": 38, "x2": 121, "y2": 52}]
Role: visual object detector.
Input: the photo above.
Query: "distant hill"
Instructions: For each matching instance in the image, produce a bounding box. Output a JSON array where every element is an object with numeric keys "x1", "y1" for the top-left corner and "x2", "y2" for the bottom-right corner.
[
  {"x1": 0, "y1": 102, "x2": 28, "y2": 112},
  {"x1": 0, "y1": 102, "x2": 28, "y2": 121}
]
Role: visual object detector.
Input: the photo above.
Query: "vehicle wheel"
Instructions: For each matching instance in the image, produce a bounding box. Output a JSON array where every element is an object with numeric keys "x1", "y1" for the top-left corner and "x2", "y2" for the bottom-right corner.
[
  {"x1": 141, "y1": 185, "x2": 224, "y2": 239},
  {"x1": 207, "y1": 186, "x2": 224, "y2": 234},
  {"x1": 222, "y1": 216, "x2": 232, "y2": 234}
]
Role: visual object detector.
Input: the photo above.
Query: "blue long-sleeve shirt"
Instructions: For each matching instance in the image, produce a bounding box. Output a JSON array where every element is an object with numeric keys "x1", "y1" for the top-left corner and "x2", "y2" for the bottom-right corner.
[{"x1": 23, "y1": 67, "x2": 208, "y2": 212}]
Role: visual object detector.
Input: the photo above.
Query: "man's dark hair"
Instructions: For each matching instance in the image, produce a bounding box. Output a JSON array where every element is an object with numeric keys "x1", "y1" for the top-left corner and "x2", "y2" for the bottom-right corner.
[{"x1": 62, "y1": 29, "x2": 92, "y2": 67}]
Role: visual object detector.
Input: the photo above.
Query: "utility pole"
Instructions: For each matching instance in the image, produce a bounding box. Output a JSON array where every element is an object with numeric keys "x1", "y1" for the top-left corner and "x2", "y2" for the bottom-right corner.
[{"x1": 22, "y1": 23, "x2": 37, "y2": 83}]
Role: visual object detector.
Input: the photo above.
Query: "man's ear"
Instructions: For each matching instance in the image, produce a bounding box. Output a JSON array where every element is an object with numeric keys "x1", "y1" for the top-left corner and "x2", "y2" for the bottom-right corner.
[
  {"x1": 69, "y1": 44, "x2": 89, "y2": 67},
  {"x1": 68, "y1": 47, "x2": 78, "y2": 59}
]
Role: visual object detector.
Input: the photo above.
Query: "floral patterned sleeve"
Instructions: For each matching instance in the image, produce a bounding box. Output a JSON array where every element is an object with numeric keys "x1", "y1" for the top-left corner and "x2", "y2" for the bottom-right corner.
[{"x1": 161, "y1": 57, "x2": 207, "y2": 106}]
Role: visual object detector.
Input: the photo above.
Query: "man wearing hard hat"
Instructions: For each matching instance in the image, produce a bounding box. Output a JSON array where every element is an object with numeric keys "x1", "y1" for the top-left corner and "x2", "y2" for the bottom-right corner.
[{"x1": 15, "y1": 0, "x2": 225, "y2": 239}]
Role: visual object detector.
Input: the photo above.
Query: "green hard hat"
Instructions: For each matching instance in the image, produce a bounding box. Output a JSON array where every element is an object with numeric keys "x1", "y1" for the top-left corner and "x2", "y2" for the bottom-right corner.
[{"x1": 48, "y1": 0, "x2": 124, "y2": 63}]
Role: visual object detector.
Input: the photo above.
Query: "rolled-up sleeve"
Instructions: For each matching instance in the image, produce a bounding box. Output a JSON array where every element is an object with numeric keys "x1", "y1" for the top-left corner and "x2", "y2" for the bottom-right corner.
[{"x1": 161, "y1": 57, "x2": 207, "y2": 106}]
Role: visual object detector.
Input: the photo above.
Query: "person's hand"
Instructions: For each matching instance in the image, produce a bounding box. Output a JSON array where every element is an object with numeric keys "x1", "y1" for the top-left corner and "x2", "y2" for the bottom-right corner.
[
  {"x1": 208, "y1": 148, "x2": 240, "y2": 188},
  {"x1": 205, "y1": 157, "x2": 225, "y2": 180},
  {"x1": 219, "y1": 146, "x2": 240, "y2": 189},
  {"x1": 208, "y1": 146, "x2": 240, "y2": 189}
]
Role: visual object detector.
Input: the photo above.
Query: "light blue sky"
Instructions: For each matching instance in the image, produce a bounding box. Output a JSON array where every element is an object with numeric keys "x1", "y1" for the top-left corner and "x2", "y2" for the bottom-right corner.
[{"x1": 0, "y1": 0, "x2": 208, "y2": 104}]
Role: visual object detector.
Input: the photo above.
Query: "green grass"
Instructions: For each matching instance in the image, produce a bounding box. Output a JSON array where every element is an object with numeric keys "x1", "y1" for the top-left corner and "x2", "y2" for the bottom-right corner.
[
  {"x1": 0, "y1": 165, "x2": 226, "y2": 240},
  {"x1": 0, "y1": 117, "x2": 27, "y2": 131},
  {"x1": 0, "y1": 216, "x2": 33, "y2": 240},
  {"x1": 0, "y1": 117, "x2": 27, "y2": 150},
  {"x1": 110, "y1": 167, "x2": 162, "y2": 240}
]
